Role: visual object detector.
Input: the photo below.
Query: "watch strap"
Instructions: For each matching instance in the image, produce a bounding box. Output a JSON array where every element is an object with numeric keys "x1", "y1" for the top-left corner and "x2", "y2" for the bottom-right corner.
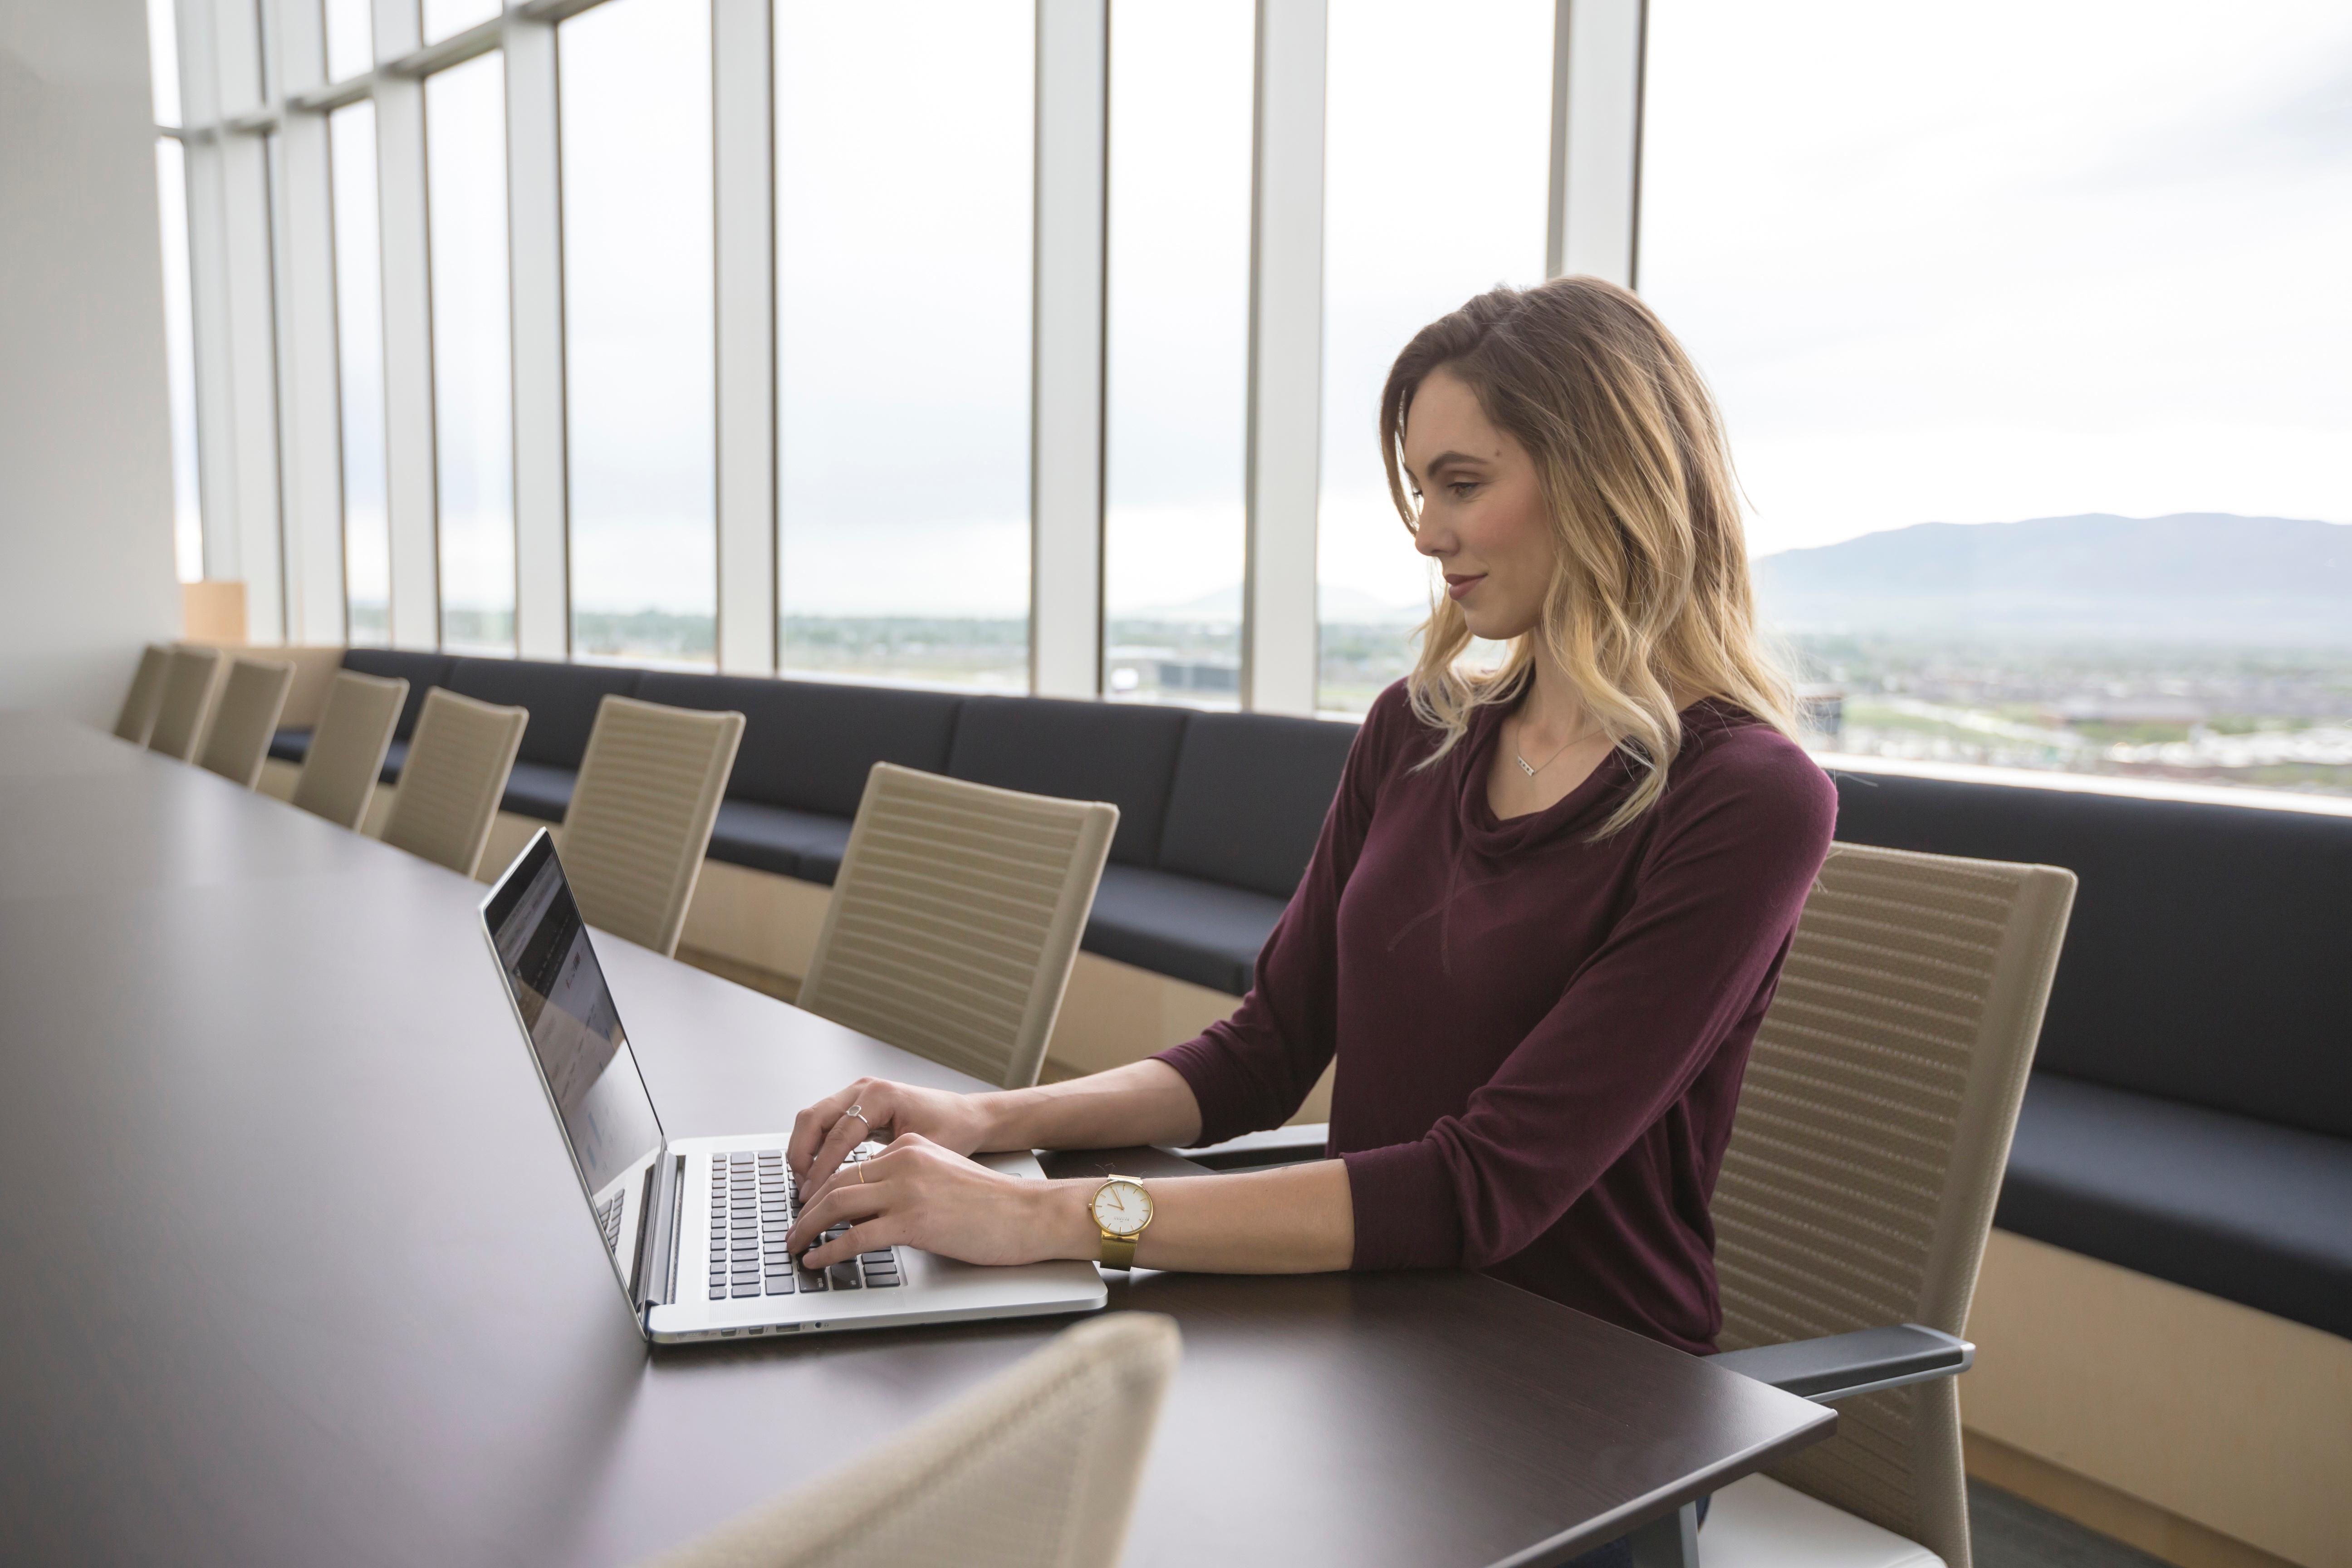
[{"x1": 1098, "y1": 1230, "x2": 1137, "y2": 1270}]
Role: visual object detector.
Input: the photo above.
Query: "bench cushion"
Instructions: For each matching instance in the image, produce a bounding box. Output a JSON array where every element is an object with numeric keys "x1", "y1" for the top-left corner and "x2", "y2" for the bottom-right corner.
[
  {"x1": 269, "y1": 727, "x2": 310, "y2": 764},
  {"x1": 947, "y1": 696, "x2": 1189, "y2": 867},
  {"x1": 1156, "y1": 712, "x2": 1357, "y2": 898},
  {"x1": 1996, "y1": 1075, "x2": 2352, "y2": 1338},
  {"x1": 1082, "y1": 863, "x2": 1287, "y2": 996},
  {"x1": 706, "y1": 800, "x2": 853, "y2": 884},
  {"x1": 635, "y1": 671, "x2": 961, "y2": 818},
  {"x1": 339, "y1": 648, "x2": 457, "y2": 740},
  {"x1": 1830, "y1": 771, "x2": 2352, "y2": 1141},
  {"x1": 447, "y1": 658, "x2": 643, "y2": 770},
  {"x1": 499, "y1": 760, "x2": 577, "y2": 824}
]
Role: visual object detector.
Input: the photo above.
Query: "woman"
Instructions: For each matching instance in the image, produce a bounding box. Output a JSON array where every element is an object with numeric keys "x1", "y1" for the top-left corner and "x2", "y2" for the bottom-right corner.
[{"x1": 784, "y1": 275, "x2": 1835, "y2": 1361}]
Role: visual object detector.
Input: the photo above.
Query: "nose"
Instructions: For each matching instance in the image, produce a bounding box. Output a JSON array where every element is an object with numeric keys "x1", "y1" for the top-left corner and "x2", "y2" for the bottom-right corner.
[{"x1": 1413, "y1": 516, "x2": 1454, "y2": 559}]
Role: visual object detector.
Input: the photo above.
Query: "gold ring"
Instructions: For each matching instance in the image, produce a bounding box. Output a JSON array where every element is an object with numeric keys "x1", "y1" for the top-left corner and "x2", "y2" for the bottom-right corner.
[{"x1": 856, "y1": 1161, "x2": 867, "y2": 1184}]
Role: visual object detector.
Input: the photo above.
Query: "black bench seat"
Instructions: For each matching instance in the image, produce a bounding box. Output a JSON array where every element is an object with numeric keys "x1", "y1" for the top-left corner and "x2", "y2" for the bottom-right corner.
[
  {"x1": 707, "y1": 799, "x2": 854, "y2": 884},
  {"x1": 1084, "y1": 864, "x2": 1288, "y2": 997},
  {"x1": 1997, "y1": 1075, "x2": 2352, "y2": 1339}
]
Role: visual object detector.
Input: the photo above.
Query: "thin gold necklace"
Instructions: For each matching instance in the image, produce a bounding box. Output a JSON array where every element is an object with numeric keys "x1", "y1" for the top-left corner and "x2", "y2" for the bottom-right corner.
[{"x1": 1511, "y1": 715, "x2": 1599, "y2": 777}]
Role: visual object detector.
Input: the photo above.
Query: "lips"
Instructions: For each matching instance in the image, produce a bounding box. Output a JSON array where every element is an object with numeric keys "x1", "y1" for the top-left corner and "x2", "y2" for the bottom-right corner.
[{"x1": 1443, "y1": 573, "x2": 1486, "y2": 601}]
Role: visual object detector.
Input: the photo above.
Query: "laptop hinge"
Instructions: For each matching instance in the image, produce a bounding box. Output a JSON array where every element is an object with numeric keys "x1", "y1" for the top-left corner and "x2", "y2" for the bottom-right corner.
[{"x1": 630, "y1": 1148, "x2": 682, "y2": 1312}]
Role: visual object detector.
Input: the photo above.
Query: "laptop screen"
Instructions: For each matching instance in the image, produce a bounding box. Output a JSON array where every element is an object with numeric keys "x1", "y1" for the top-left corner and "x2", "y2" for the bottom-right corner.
[{"x1": 483, "y1": 833, "x2": 665, "y2": 1214}]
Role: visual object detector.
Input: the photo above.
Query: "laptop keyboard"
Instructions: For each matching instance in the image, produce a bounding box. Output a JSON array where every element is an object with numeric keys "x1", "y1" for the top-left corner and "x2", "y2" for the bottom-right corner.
[
  {"x1": 596, "y1": 1191, "x2": 625, "y2": 1251},
  {"x1": 707, "y1": 1147, "x2": 902, "y2": 1301}
]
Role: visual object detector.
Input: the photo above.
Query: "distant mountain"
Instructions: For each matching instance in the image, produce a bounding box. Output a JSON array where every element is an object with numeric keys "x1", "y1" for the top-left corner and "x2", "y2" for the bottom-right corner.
[
  {"x1": 1118, "y1": 582, "x2": 1427, "y2": 624},
  {"x1": 1754, "y1": 514, "x2": 2352, "y2": 642}
]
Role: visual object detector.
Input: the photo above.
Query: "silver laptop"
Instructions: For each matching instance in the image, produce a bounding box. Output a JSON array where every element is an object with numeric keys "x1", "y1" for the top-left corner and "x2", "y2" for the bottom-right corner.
[{"x1": 480, "y1": 828, "x2": 1107, "y2": 1344}]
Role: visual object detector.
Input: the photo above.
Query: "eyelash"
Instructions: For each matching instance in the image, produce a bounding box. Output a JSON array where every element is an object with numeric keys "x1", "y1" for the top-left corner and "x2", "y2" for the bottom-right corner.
[{"x1": 1410, "y1": 482, "x2": 1480, "y2": 503}]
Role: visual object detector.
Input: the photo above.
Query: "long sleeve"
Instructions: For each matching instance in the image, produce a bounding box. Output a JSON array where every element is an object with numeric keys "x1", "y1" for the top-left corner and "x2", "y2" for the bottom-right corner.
[
  {"x1": 1151, "y1": 693, "x2": 1405, "y2": 1146},
  {"x1": 1342, "y1": 740, "x2": 1836, "y2": 1272}
]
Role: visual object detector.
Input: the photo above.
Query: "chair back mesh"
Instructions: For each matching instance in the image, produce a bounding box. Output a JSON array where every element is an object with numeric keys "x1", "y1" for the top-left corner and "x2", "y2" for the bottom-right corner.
[
  {"x1": 380, "y1": 688, "x2": 528, "y2": 877},
  {"x1": 146, "y1": 646, "x2": 225, "y2": 761},
  {"x1": 799, "y1": 764, "x2": 1117, "y2": 1090},
  {"x1": 644, "y1": 1313, "x2": 1179, "y2": 1568},
  {"x1": 196, "y1": 659, "x2": 295, "y2": 789},
  {"x1": 113, "y1": 644, "x2": 171, "y2": 744},
  {"x1": 557, "y1": 695, "x2": 744, "y2": 956},
  {"x1": 1712, "y1": 841, "x2": 2075, "y2": 1568},
  {"x1": 291, "y1": 671, "x2": 408, "y2": 829}
]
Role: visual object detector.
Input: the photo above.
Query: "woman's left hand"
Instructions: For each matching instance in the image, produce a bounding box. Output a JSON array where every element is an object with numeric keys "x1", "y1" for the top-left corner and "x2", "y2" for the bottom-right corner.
[{"x1": 784, "y1": 1133, "x2": 1088, "y2": 1270}]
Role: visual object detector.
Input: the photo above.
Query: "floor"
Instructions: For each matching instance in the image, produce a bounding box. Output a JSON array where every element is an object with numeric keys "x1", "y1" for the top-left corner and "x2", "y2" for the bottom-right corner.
[{"x1": 1972, "y1": 1480, "x2": 2175, "y2": 1568}]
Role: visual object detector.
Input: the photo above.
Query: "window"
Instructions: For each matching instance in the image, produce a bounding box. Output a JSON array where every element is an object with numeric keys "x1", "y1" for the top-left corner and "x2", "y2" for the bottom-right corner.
[
  {"x1": 422, "y1": 0, "x2": 500, "y2": 46},
  {"x1": 560, "y1": 0, "x2": 715, "y2": 668},
  {"x1": 324, "y1": 0, "x2": 372, "y2": 82},
  {"x1": 1315, "y1": 0, "x2": 1555, "y2": 714},
  {"x1": 1642, "y1": 0, "x2": 2352, "y2": 794},
  {"x1": 424, "y1": 53, "x2": 515, "y2": 655},
  {"x1": 155, "y1": 140, "x2": 203, "y2": 585},
  {"x1": 774, "y1": 0, "x2": 1034, "y2": 691},
  {"x1": 1100, "y1": 0, "x2": 1254, "y2": 707},
  {"x1": 331, "y1": 102, "x2": 390, "y2": 644}
]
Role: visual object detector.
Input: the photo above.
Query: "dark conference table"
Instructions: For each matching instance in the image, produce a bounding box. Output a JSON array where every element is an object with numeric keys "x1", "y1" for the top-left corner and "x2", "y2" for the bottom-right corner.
[{"x1": 0, "y1": 710, "x2": 1833, "y2": 1567}]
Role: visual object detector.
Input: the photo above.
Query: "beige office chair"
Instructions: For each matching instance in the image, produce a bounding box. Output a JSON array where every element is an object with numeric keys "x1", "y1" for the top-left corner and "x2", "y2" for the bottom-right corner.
[
  {"x1": 379, "y1": 688, "x2": 528, "y2": 877},
  {"x1": 289, "y1": 671, "x2": 408, "y2": 829},
  {"x1": 196, "y1": 658, "x2": 295, "y2": 789},
  {"x1": 557, "y1": 695, "x2": 744, "y2": 957},
  {"x1": 1700, "y1": 843, "x2": 2077, "y2": 1568},
  {"x1": 644, "y1": 1312, "x2": 1180, "y2": 1568},
  {"x1": 113, "y1": 644, "x2": 172, "y2": 745},
  {"x1": 798, "y1": 764, "x2": 1118, "y2": 1091},
  {"x1": 145, "y1": 645, "x2": 225, "y2": 761}
]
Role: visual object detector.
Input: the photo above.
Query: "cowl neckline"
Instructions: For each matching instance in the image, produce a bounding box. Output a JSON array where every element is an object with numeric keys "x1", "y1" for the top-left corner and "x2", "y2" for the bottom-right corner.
[{"x1": 1450, "y1": 696, "x2": 1755, "y2": 858}]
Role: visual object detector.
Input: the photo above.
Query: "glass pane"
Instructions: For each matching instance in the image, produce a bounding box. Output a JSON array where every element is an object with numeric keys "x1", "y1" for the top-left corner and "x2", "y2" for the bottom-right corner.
[
  {"x1": 1102, "y1": 0, "x2": 1253, "y2": 708},
  {"x1": 775, "y1": 0, "x2": 1034, "y2": 691},
  {"x1": 1643, "y1": 0, "x2": 2352, "y2": 795},
  {"x1": 423, "y1": 0, "x2": 500, "y2": 45},
  {"x1": 1315, "y1": 0, "x2": 1554, "y2": 714},
  {"x1": 425, "y1": 53, "x2": 514, "y2": 654},
  {"x1": 332, "y1": 103, "x2": 390, "y2": 645},
  {"x1": 561, "y1": 0, "x2": 715, "y2": 669},
  {"x1": 155, "y1": 139, "x2": 202, "y2": 583},
  {"x1": 325, "y1": 0, "x2": 373, "y2": 81},
  {"x1": 146, "y1": 0, "x2": 180, "y2": 126}
]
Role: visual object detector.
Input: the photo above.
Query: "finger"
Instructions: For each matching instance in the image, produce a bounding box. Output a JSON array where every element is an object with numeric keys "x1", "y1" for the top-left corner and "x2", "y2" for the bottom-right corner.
[
  {"x1": 802, "y1": 1088, "x2": 892, "y2": 1191},
  {"x1": 802, "y1": 1217, "x2": 903, "y2": 1271},
  {"x1": 801, "y1": 1141, "x2": 911, "y2": 1212},
  {"x1": 784, "y1": 1180, "x2": 890, "y2": 1255},
  {"x1": 787, "y1": 1082, "x2": 867, "y2": 1178}
]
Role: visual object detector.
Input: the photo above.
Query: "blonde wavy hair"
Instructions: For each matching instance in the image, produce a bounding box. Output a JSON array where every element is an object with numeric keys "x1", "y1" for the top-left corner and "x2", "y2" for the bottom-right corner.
[{"x1": 1383, "y1": 275, "x2": 1796, "y2": 838}]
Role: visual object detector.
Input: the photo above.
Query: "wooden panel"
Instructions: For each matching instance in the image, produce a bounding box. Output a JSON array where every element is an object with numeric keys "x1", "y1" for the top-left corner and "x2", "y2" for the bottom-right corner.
[{"x1": 1964, "y1": 1228, "x2": 2352, "y2": 1568}]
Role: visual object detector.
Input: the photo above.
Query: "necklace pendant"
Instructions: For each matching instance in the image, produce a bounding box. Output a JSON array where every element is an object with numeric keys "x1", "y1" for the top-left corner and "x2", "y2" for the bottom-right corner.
[{"x1": 1514, "y1": 755, "x2": 1536, "y2": 777}]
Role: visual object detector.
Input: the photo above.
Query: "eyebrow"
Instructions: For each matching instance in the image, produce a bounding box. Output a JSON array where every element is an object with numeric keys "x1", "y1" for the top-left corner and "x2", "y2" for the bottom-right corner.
[{"x1": 1406, "y1": 450, "x2": 1492, "y2": 484}]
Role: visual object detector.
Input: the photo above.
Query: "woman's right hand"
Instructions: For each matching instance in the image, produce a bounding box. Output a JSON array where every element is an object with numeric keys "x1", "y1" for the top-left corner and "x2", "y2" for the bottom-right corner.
[{"x1": 787, "y1": 1077, "x2": 997, "y2": 1190}]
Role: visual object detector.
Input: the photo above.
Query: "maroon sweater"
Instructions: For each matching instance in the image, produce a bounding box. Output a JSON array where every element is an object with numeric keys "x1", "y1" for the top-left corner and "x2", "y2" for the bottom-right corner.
[{"x1": 1156, "y1": 684, "x2": 1836, "y2": 1352}]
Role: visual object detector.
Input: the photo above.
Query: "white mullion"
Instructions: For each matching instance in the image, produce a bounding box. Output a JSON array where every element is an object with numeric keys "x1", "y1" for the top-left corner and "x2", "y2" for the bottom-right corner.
[
  {"x1": 713, "y1": 0, "x2": 776, "y2": 676},
  {"x1": 376, "y1": 1, "x2": 439, "y2": 650},
  {"x1": 270, "y1": 1, "x2": 347, "y2": 645},
  {"x1": 1549, "y1": 0, "x2": 1646, "y2": 287},
  {"x1": 505, "y1": 15, "x2": 568, "y2": 662},
  {"x1": 186, "y1": 133, "x2": 244, "y2": 587},
  {"x1": 1241, "y1": 0, "x2": 1325, "y2": 717},
  {"x1": 1028, "y1": 0, "x2": 1108, "y2": 700}
]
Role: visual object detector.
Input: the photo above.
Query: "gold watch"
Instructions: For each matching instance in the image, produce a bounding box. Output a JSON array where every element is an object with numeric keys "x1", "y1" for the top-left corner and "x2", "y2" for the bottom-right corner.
[{"x1": 1090, "y1": 1175, "x2": 1153, "y2": 1269}]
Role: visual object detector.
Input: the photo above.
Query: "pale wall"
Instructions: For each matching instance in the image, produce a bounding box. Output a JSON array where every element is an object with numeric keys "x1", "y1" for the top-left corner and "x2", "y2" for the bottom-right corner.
[{"x1": 0, "y1": 0, "x2": 181, "y2": 725}]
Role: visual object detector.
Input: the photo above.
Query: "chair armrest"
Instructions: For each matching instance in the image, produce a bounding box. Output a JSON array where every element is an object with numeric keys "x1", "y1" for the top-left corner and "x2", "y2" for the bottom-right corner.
[
  {"x1": 1710, "y1": 1323, "x2": 1974, "y2": 1402},
  {"x1": 1170, "y1": 1123, "x2": 1330, "y2": 1171}
]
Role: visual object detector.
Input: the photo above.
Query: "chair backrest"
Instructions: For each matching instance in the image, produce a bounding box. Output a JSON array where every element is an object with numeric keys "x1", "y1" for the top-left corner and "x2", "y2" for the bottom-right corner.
[
  {"x1": 146, "y1": 646, "x2": 225, "y2": 761},
  {"x1": 1711, "y1": 842, "x2": 2076, "y2": 1568},
  {"x1": 799, "y1": 764, "x2": 1118, "y2": 1090},
  {"x1": 196, "y1": 658, "x2": 296, "y2": 789},
  {"x1": 379, "y1": 688, "x2": 528, "y2": 877},
  {"x1": 642, "y1": 1313, "x2": 1180, "y2": 1568},
  {"x1": 290, "y1": 671, "x2": 409, "y2": 829},
  {"x1": 557, "y1": 695, "x2": 744, "y2": 956},
  {"x1": 113, "y1": 644, "x2": 172, "y2": 744}
]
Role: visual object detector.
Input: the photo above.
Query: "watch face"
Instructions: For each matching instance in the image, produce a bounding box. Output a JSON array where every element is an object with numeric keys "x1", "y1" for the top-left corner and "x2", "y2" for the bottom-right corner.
[{"x1": 1092, "y1": 1179, "x2": 1151, "y2": 1237}]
